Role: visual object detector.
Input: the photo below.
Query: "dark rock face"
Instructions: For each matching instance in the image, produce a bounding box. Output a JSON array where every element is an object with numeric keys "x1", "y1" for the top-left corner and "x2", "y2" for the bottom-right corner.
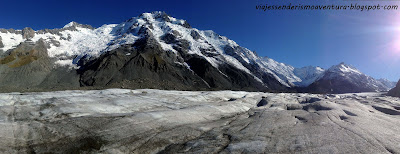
[
  {"x1": 161, "y1": 33, "x2": 178, "y2": 44},
  {"x1": 22, "y1": 27, "x2": 35, "y2": 39},
  {"x1": 181, "y1": 21, "x2": 191, "y2": 28},
  {"x1": 388, "y1": 80, "x2": 400, "y2": 97},
  {"x1": 154, "y1": 11, "x2": 171, "y2": 22},
  {"x1": 0, "y1": 39, "x2": 80, "y2": 92},
  {"x1": 78, "y1": 33, "x2": 276, "y2": 91},
  {"x1": 257, "y1": 97, "x2": 269, "y2": 107},
  {"x1": 37, "y1": 28, "x2": 62, "y2": 35},
  {"x1": 190, "y1": 30, "x2": 201, "y2": 40},
  {"x1": 77, "y1": 31, "x2": 209, "y2": 90},
  {"x1": 0, "y1": 36, "x2": 3, "y2": 48},
  {"x1": 0, "y1": 28, "x2": 22, "y2": 34},
  {"x1": 78, "y1": 45, "x2": 209, "y2": 90}
]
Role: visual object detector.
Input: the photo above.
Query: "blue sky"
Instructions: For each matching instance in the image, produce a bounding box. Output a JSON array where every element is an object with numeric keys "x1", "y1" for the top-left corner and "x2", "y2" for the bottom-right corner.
[{"x1": 1, "y1": 0, "x2": 400, "y2": 81}]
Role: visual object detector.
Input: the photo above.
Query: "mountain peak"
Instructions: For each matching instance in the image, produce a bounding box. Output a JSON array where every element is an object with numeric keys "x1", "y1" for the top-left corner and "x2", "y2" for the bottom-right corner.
[
  {"x1": 141, "y1": 11, "x2": 169, "y2": 19},
  {"x1": 139, "y1": 11, "x2": 191, "y2": 28},
  {"x1": 63, "y1": 21, "x2": 94, "y2": 30},
  {"x1": 306, "y1": 62, "x2": 390, "y2": 93},
  {"x1": 293, "y1": 66, "x2": 325, "y2": 87},
  {"x1": 378, "y1": 78, "x2": 391, "y2": 82},
  {"x1": 377, "y1": 78, "x2": 397, "y2": 89},
  {"x1": 328, "y1": 62, "x2": 361, "y2": 74},
  {"x1": 63, "y1": 21, "x2": 79, "y2": 28}
]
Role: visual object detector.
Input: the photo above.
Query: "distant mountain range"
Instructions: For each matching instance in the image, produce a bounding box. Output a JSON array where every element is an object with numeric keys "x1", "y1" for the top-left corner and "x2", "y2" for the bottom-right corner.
[
  {"x1": 305, "y1": 63, "x2": 394, "y2": 93},
  {"x1": 0, "y1": 11, "x2": 396, "y2": 93}
]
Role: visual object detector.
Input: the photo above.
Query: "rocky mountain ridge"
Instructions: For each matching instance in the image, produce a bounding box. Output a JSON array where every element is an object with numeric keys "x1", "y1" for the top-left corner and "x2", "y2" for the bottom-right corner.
[{"x1": 0, "y1": 11, "x2": 395, "y2": 93}]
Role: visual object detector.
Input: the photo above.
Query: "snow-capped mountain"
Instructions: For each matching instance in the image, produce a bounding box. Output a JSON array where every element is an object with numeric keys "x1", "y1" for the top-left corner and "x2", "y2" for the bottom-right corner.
[
  {"x1": 258, "y1": 57, "x2": 301, "y2": 87},
  {"x1": 0, "y1": 12, "x2": 394, "y2": 93},
  {"x1": 0, "y1": 12, "x2": 291, "y2": 92},
  {"x1": 0, "y1": 11, "x2": 327, "y2": 92},
  {"x1": 377, "y1": 78, "x2": 396, "y2": 89},
  {"x1": 293, "y1": 66, "x2": 325, "y2": 87},
  {"x1": 305, "y1": 63, "x2": 391, "y2": 93}
]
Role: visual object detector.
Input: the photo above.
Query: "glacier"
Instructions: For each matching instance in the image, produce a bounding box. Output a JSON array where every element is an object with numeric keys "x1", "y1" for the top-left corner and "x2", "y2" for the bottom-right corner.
[{"x1": 0, "y1": 89, "x2": 399, "y2": 153}]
